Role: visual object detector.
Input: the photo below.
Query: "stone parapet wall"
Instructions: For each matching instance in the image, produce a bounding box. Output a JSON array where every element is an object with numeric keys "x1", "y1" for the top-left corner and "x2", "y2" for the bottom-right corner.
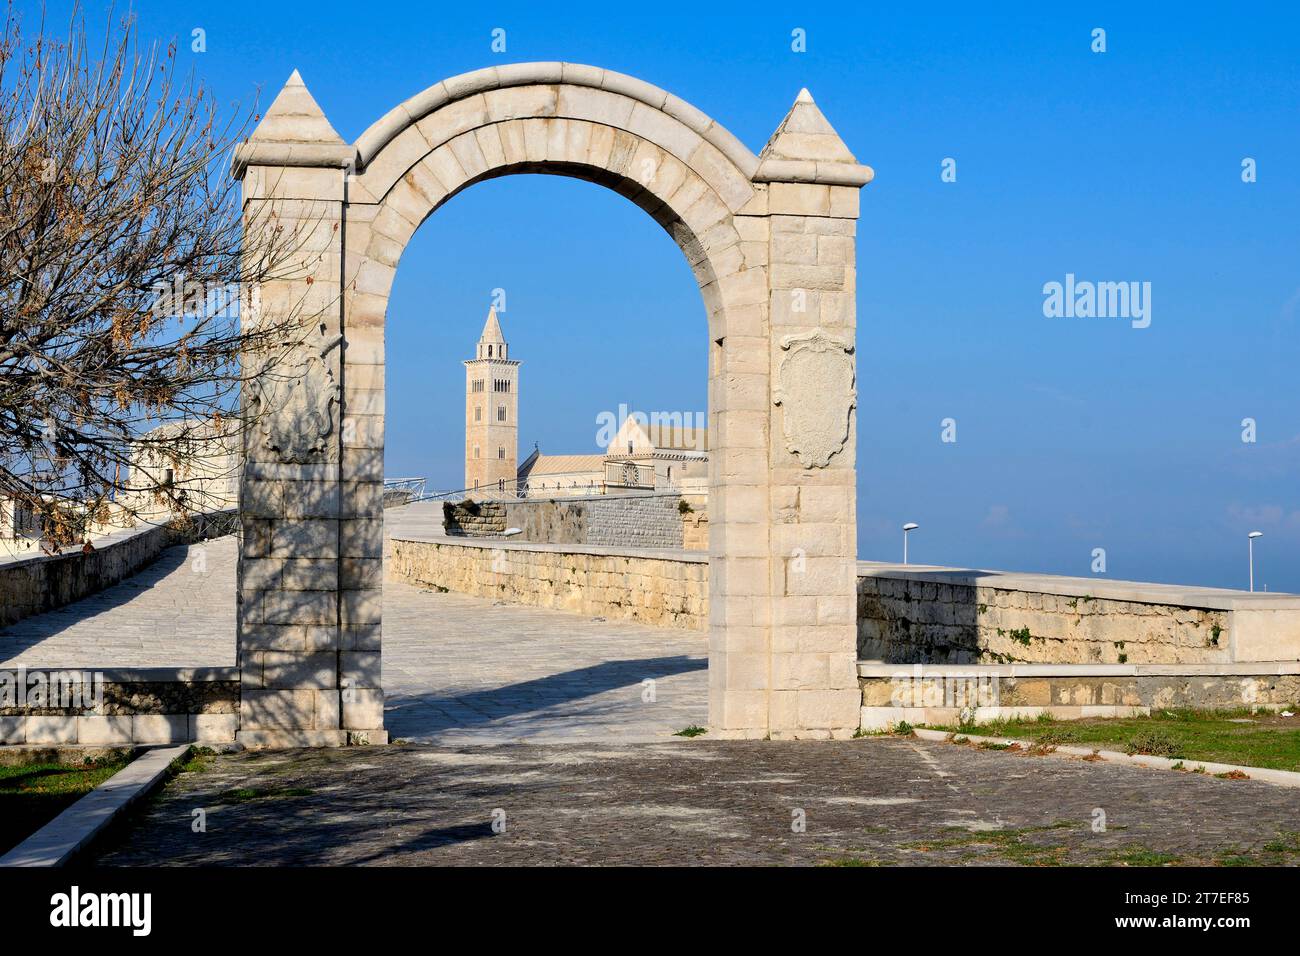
[
  {"x1": 0, "y1": 510, "x2": 237, "y2": 631},
  {"x1": 384, "y1": 544, "x2": 1300, "y2": 665},
  {"x1": 0, "y1": 667, "x2": 240, "y2": 746},
  {"x1": 857, "y1": 563, "x2": 1300, "y2": 665},
  {"x1": 390, "y1": 535, "x2": 708, "y2": 631},
  {"x1": 444, "y1": 491, "x2": 690, "y2": 550}
]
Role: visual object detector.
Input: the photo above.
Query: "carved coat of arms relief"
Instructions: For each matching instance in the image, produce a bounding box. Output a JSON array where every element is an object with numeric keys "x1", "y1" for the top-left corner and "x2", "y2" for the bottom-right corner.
[{"x1": 773, "y1": 329, "x2": 856, "y2": 469}]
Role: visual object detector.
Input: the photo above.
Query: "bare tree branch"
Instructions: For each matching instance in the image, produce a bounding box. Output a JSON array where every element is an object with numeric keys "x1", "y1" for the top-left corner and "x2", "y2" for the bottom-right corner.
[{"x1": 0, "y1": 3, "x2": 325, "y2": 547}]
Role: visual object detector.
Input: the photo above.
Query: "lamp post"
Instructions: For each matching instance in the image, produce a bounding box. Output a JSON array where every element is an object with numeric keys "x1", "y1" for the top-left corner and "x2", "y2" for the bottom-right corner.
[
  {"x1": 903, "y1": 522, "x2": 919, "y2": 565},
  {"x1": 1248, "y1": 531, "x2": 1263, "y2": 592}
]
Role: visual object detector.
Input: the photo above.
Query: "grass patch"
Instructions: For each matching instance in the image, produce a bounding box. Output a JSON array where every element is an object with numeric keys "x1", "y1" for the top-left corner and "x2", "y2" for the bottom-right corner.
[
  {"x1": 1106, "y1": 846, "x2": 1184, "y2": 867},
  {"x1": 922, "y1": 707, "x2": 1300, "y2": 771},
  {"x1": 674, "y1": 725, "x2": 707, "y2": 738},
  {"x1": 1124, "y1": 729, "x2": 1184, "y2": 758},
  {"x1": 0, "y1": 755, "x2": 133, "y2": 856},
  {"x1": 174, "y1": 746, "x2": 217, "y2": 775},
  {"x1": 821, "y1": 855, "x2": 884, "y2": 867},
  {"x1": 903, "y1": 822, "x2": 1076, "y2": 866}
]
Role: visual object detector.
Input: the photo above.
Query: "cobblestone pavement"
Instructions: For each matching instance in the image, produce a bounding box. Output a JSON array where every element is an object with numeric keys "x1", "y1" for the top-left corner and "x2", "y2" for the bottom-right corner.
[
  {"x1": 0, "y1": 537, "x2": 237, "y2": 669},
  {"x1": 383, "y1": 575, "x2": 706, "y2": 744},
  {"x1": 96, "y1": 738, "x2": 1300, "y2": 866}
]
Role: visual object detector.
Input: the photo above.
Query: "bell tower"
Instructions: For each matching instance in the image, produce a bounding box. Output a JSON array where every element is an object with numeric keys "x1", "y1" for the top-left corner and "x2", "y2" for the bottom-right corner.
[{"x1": 464, "y1": 307, "x2": 519, "y2": 493}]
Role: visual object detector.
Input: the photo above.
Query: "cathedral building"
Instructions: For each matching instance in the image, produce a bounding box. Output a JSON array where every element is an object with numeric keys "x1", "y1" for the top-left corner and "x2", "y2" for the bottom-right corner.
[{"x1": 463, "y1": 308, "x2": 707, "y2": 498}]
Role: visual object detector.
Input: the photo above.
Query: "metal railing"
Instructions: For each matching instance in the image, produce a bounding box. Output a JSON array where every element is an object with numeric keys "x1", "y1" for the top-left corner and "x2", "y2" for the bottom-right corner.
[{"x1": 383, "y1": 475, "x2": 532, "y2": 507}]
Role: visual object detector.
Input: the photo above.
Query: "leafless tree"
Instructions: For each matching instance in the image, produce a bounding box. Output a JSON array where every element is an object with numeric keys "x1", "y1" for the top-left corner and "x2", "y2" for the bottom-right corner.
[{"x1": 0, "y1": 4, "x2": 320, "y2": 547}]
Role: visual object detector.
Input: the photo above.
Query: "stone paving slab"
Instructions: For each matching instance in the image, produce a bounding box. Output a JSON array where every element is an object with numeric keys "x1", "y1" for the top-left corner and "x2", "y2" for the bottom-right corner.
[
  {"x1": 0, "y1": 538, "x2": 237, "y2": 669},
  {"x1": 384, "y1": 576, "x2": 706, "y2": 744},
  {"x1": 93, "y1": 738, "x2": 1300, "y2": 867}
]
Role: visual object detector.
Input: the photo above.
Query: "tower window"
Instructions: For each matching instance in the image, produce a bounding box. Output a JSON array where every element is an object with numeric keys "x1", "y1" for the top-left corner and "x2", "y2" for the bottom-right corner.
[
  {"x1": 497, "y1": 405, "x2": 506, "y2": 422},
  {"x1": 487, "y1": 345, "x2": 493, "y2": 357},
  {"x1": 475, "y1": 406, "x2": 482, "y2": 422},
  {"x1": 498, "y1": 447, "x2": 505, "y2": 459},
  {"x1": 474, "y1": 446, "x2": 480, "y2": 459},
  {"x1": 628, "y1": 441, "x2": 633, "y2": 454}
]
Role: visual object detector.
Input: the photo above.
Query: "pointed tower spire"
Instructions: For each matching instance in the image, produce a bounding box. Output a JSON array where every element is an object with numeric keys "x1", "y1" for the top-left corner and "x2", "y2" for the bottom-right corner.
[{"x1": 479, "y1": 306, "x2": 506, "y2": 346}]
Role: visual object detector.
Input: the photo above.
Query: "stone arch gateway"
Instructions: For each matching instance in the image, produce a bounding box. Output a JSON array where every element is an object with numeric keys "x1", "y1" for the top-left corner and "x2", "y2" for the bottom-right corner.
[{"x1": 232, "y1": 63, "x2": 873, "y2": 747}]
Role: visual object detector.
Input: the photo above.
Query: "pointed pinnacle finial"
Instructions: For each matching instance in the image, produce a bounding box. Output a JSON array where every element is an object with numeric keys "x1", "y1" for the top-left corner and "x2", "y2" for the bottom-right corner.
[
  {"x1": 246, "y1": 69, "x2": 345, "y2": 146},
  {"x1": 760, "y1": 88, "x2": 857, "y2": 164}
]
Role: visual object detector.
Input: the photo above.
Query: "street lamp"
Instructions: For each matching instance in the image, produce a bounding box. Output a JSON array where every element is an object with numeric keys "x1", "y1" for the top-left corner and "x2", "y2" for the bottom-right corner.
[
  {"x1": 1248, "y1": 531, "x2": 1263, "y2": 592},
  {"x1": 903, "y1": 522, "x2": 919, "y2": 565}
]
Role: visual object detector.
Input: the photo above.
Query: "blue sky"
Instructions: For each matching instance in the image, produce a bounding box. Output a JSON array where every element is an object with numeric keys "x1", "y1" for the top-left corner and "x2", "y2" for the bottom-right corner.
[{"x1": 51, "y1": 1, "x2": 1300, "y2": 589}]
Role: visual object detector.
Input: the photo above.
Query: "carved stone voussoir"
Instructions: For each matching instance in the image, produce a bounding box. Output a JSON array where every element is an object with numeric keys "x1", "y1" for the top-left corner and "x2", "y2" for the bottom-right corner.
[{"x1": 774, "y1": 329, "x2": 855, "y2": 468}]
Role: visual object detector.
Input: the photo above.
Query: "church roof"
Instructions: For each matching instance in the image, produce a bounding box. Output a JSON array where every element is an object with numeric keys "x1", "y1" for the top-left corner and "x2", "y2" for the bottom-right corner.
[
  {"x1": 517, "y1": 453, "x2": 605, "y2": 477},
  {"x1": 643, "y1": 423, "x2": 708, "y2": 452},
  {"x1": 479, "y1": 307, "x2": 505, "y2": 344},
  {"x1": 610, "y1": 417, "x2": 709, "y2": 453}
]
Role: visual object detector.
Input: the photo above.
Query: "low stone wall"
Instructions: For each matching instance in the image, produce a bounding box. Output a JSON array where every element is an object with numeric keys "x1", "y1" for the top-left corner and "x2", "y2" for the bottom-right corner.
[
  {"x1": 1, "y1": 526, "x2": 167, "y2": 630},
  {"x1": 444, "y1": 492, "x2": 690, "y2": 550},
  {"x1": 857, "y1": 563, "x2": 1300, "y2": 665},
  {"x1": 0, "y1": 510, "x2": 237, "y2": 631},
  {"x1": 508, "y1": 492, "x2": 686, "y2": 550},
  {"x1": 0, "y1": 667, "x2": 239, "y2": 745},
  {"x1": 858, "y1": 662, "x2": 1300, "y2": 729},
  {"x1": 390, "y1": 534, "x2": 708, "y2": 631}
]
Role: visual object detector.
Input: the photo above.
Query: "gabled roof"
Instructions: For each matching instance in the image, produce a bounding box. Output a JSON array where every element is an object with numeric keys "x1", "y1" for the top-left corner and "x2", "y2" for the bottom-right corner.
[{"x1": 517, "y1": 454, "x2": 605, "y2": 477}]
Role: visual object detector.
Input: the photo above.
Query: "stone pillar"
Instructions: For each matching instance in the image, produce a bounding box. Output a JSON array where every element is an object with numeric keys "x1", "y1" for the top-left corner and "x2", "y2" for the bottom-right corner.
[
  {"x1": 232, "y1": 71, "x2": 386, "y2": 746},
  {"x1": 753, "y1": 90, "x2": 870, "y2": 738}
]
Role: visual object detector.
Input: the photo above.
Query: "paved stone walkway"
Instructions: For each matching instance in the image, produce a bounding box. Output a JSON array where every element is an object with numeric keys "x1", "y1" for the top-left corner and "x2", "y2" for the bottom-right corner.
[
  {"x1": 0, "y1": 534, "x2": 707, "y2": 743},
  {"x1": 384, "y1": 576, "x2": 706, "y2": 744},
  {"x1": 0, "y1": 537, "x2": 238, "y2": 669},
  {"x1": 94, "y1": 738, "x2": 1300, "y2": 866}
]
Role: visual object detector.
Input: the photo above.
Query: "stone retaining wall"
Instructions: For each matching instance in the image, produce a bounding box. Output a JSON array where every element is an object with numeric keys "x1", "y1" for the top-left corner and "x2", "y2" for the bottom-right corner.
[
  {"x1": 390, "y1": 535, "x2": 708, "y2": 631},
  {"x1": 857, "y1": 662, "x2": 1300, "y2": 729},
  {"x1": 0, "y1": 511, "x2": 237, "y2": 631}
]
